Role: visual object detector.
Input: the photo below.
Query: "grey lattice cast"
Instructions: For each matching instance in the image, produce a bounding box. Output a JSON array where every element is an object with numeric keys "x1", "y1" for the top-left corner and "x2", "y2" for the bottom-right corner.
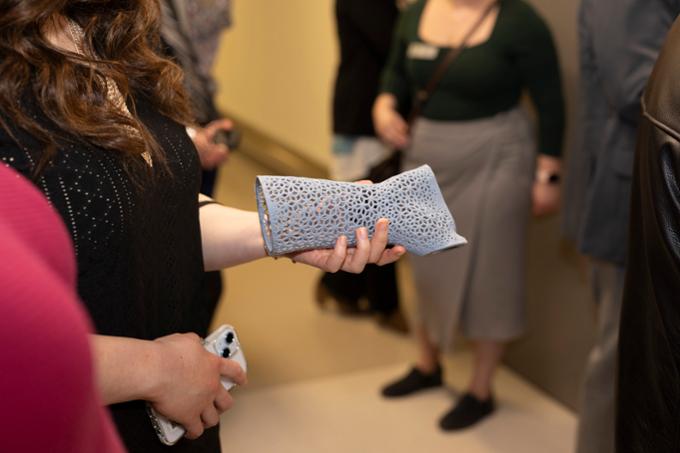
[{"x1": 255, "y1": 165, "x2": 467, "y2": 256}]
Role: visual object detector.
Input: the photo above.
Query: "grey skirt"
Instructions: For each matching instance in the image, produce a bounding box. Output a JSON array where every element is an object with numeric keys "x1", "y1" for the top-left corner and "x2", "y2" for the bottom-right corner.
[{"x1": 403, "y1": 108, "x2": 535, "y2": 348}]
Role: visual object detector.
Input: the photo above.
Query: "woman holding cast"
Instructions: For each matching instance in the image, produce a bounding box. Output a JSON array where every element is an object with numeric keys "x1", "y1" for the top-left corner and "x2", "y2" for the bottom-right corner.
[{"x1": 0, "y1": 1, "x2": 403, "y2": 451}]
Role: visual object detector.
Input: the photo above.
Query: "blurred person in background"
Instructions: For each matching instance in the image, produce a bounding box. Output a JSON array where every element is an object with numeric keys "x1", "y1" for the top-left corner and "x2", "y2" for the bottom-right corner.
[
  {"x1": 160, "y1": 0, "x2": 235, "y2": 327},
  {"x1": 0, "y1": 1, "x2": 404, "y2": 451},
  {"x1": 316, "y1": 0, "x2": 408, "y2": 333},
  {"x1": 0, "y1": 164, "x2": 125, "y2": 453},
  {"x1": 563, "y1": 1, "x2": 680, "y2": 452},
  {"x1": 374, "y1": 0, "x2": 564, "y2": 430},
  {"x1": 160, "y1": 0, "x2": 233, "y2": 195}
]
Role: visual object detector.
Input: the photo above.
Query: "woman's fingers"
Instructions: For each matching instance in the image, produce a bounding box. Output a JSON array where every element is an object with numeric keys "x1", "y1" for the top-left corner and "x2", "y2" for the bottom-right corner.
[
  {"x1": 184, "y1": 418, "x2": 205, "y2": 440},
  {"x1": 531, "y1": 182, "x2": 561, "y2": 217},
  {"x1": 377, "y1": 245, "x2": 406, "y2": 266},
  {"x1": 291, "y1": 219, "x2": 405, "y2": 273},
  {"x1": 384, "y1": 127, "x2": 408, "y2": 148},
  {"x1": 200, "y1": 406, "x2": 220, "y2": 428},
  {"x1": 325, "y1": 235, "x2": 348, "y2": 273},
  {"x1": 390, "y1": 117, "x2": 409, "y2": 146},
  {"x1": 368, "y1": 219, "x2": 390, "y2": 263},
  {"x1": 342, "y1": 220, "x2": 401, "y2": 271},
  {"x1": 214, "y1": 388, "x2": 234, "y2": 413},
  {"x1": 344, "y1": 227, "x2": 370, "y2": 273},
  {"x1": 393, "y1": 116, "x2": 408, "y2": 134},
  {"x1": 219, "y1": 359, "x2": 247, "y2": 386},
  {"x1": 375, "y1": 106, "x2": 409, "y2": 148},
  {"x1": 342, "y1": 219, "x2": 403, "y2": 271}
]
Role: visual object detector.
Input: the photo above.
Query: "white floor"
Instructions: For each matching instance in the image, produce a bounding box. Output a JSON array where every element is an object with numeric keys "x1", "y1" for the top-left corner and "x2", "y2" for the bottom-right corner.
[
  {"x1": 211, "y1": 155, "x2": 577, "y2": 453},
  {"x1": 220, "y1": 360, "x2": 575, "y2": 453}
]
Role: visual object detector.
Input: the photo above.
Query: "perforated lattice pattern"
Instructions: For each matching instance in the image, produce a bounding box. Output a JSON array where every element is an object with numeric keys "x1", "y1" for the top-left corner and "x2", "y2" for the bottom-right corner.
[{"x1": 255, "y1": 165, "x2": 467, "y2": 256}]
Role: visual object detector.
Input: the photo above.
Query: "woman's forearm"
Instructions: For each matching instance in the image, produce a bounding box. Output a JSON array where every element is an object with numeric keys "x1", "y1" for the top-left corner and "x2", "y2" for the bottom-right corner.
[
  {"x1": 199, "y1": 196, "x2": 267, "y2": 271},
  {"x1": 197, "y1": 194, "x2": 405, "y2": 273},
  {"x1": 91, "y1": 334, "x2": 162, "y2": 405}
]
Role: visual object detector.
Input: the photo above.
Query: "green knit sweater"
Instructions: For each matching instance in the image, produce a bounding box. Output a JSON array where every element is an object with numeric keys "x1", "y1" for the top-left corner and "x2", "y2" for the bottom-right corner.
[{"x1": 381, "y1": 0, "x2": 565, "y2": 156}]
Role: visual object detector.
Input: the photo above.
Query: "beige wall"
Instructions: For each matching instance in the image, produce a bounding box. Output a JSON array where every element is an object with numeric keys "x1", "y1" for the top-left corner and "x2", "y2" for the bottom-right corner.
[
  {"x1": 503, "y1": 0, "x2": 592, "y2": 411},
  {"x1": 213, "y1": 0, "x2": 337, "y2": 167}
]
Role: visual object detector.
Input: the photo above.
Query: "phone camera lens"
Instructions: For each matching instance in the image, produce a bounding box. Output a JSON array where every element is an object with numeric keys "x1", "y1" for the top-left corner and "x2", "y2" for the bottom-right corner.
[
  {"x1": 226, "y1": 332, "x2": 235, "y2": 344},
  {"x1": 221, "y1": 347, "x2": 231, "y2": 358}
]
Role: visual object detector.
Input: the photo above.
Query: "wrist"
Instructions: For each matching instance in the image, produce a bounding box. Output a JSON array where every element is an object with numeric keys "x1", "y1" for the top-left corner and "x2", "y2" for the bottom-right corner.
[
  {"x1": 535, "y1": 169, "x2": 561, "y2": 185},
  {"x1": 252, "y1": 213, "x2": 269, "y2": 259},
  {"x1": 91, "y1": 335, "x2": 170, "y2": 405},
  {"x1": 375, "y1": 93, "x2": 396, "y2": 112},
  {"x1": 241, "y1": 210, "x2": 268, "y2": 260},
  {"x1": 143, "y1": 340, "x2": 169, "y2": 403}
]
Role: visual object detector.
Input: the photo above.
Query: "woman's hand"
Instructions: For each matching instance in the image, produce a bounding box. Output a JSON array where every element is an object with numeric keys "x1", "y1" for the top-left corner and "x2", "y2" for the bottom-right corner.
[
  {"x1": 92, "y1": 333, "x2": 246, "y2": 439},
  {"x1": 373, "y1": 93, "x2": 409, "y2": 149},
  {"x1": 532, "y1": 181, "x2": 560, "y2": 217},
  {"x1": 190, "y1": 119, "x2": 233, "y2": 170},
  {"x1": 149, "y1": 333, "x2": 247, "y2": 439},
  {"x1": 290, "y1": 218, "x2": 406, "y2": 273},
  {"x1": 532, "y1": 155, "x2": 562, "y2": 217}
]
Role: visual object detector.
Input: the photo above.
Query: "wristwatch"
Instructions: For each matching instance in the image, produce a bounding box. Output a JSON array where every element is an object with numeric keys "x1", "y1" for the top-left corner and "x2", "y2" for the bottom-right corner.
[{"x1": 536, "y1": 169, "x2": 561, "y2": 185}]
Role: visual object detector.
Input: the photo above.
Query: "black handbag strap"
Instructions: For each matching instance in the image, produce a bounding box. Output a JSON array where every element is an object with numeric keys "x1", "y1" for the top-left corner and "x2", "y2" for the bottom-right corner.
[{"x1": 406, "y1": 1, "x2": 499, "y2": 126}]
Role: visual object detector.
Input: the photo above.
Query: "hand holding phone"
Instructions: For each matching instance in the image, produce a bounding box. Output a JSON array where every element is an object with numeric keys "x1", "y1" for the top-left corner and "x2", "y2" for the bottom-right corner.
[{"x1": 147, "y1": 325, "x2": 247, "y2": 445}]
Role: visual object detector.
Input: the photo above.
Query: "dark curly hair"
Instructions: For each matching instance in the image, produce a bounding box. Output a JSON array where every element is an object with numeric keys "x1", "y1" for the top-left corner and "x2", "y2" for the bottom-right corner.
[{"x1": 0, "y1": 0, "x2": 194, "y2": 177}]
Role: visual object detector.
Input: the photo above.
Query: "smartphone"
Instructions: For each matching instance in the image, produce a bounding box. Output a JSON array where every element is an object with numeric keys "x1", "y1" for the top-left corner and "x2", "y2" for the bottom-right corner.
[{"x1": 213, "y1": 128, "x2": 241, "y2": 150}]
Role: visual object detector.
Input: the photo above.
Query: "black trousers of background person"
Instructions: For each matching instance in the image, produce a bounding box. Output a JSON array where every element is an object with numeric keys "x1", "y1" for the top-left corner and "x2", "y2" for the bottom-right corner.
[{"x1": 321, "y1": 262, "x2": 399, "y2": 315}]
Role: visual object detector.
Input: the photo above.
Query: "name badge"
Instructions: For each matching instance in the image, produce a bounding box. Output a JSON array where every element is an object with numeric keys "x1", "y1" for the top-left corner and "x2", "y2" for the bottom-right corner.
[{"x1": 407, "y1": 42, "x2": 439, "y2": 60}]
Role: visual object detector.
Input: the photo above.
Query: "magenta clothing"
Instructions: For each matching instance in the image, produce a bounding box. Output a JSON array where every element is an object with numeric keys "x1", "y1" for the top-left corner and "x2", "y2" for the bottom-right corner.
[{"x1": 0, "y1": 164, "x2": 125, "y2": 453}]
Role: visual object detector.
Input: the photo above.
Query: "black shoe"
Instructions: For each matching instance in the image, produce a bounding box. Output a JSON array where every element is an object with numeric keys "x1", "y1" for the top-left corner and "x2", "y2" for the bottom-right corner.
[
  {"x1": 381, "y1": 365, "x2": 443, "y2": 398},
  {"x1": 439, "y1": 393, "x2": 495, "y2": 431}
]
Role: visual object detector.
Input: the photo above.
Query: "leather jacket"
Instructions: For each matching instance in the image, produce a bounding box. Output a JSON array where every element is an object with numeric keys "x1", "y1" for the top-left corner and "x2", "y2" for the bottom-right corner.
[{"x1": 617, "y1": 15, "x2": 680, "y2": 453}]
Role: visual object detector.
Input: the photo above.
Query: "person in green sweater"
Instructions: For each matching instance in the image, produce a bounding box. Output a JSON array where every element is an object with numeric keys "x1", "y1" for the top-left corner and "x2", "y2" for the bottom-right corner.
[{"x1": 374, "y1": 0, "x2": 565, "y2": 430}]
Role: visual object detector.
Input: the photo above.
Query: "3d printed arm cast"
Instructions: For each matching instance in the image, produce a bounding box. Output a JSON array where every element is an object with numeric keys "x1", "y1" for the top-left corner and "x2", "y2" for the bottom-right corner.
[{"x1": 255, "y1": 165, "x2": 467, "y2": 256}]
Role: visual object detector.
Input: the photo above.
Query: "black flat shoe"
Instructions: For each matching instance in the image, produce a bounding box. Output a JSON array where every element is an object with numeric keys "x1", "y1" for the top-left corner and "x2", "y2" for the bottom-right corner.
[
  {"x1": 439, "y1": 393, "x2": 495, "y2": 431},
  {"x1": 381, "y1": 365, "x2": 443, "y2": 398}
]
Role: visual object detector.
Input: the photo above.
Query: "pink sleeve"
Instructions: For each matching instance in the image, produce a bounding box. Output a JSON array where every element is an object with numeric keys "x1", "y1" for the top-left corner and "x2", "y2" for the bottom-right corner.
[{"x1": 0, "y1": 164, "x2": 126, "y2": 453}]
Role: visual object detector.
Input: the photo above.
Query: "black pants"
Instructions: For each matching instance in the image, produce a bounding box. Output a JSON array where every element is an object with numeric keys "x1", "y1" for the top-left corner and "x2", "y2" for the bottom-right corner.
[{"x1": 320, "y1": 262, "x2": 399, "y2": 315}]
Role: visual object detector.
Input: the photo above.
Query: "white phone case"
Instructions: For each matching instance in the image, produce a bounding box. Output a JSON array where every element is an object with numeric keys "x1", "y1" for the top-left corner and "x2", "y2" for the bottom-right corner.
[{"x1": 147, "y1": 324, "x2": 247, "y2": 446}]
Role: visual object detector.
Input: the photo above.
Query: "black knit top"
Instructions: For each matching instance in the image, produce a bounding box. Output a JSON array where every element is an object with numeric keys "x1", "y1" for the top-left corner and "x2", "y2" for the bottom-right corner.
[{"x1": 0, "y1": 93, "x2": 221, "y2": 452}]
